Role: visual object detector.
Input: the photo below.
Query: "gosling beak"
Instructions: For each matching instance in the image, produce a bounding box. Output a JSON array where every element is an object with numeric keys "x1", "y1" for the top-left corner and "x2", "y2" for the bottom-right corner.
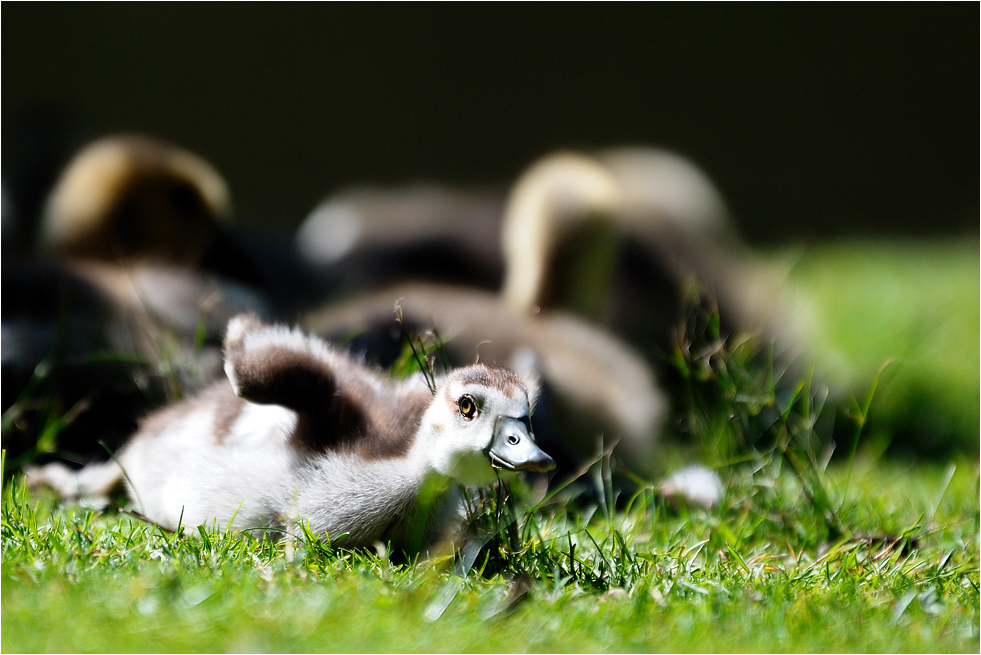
[{"x1": 487, "y1": 417, "x2": 555, "y2": 473}]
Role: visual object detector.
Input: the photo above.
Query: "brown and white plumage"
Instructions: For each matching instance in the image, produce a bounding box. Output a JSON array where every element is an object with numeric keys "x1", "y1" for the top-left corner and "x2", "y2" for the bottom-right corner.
[{"x1": 27, "y1": 315, "x2": 553, "y2": 553}]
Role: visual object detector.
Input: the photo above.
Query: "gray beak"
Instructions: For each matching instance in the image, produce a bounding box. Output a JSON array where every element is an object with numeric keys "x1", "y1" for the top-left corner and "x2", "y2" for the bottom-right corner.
[{"x1": 487, "y1": 417, "x2": 556, "y2": 473}]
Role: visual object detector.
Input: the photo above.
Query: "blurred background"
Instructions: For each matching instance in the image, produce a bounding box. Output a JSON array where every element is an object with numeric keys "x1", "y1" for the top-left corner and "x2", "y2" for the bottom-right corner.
[
  {"x1": 4, "y1": 4, "x2": 977, "y2": 241},
  {"x1": 3, "y1": 4, "x2": 978, "y2": 462}
]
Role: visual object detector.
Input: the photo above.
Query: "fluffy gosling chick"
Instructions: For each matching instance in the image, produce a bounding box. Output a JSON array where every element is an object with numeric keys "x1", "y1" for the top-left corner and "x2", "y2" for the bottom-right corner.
[
  {"x1": 27, "y1": 314, "x2": 554, "y2": 553},
  {"x1": 38, "y1": 134, "x2": 257, "y2": 283}
]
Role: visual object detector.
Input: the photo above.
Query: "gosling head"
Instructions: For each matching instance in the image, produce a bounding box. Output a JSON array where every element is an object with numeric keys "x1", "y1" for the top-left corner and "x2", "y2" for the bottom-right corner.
[{"x1": 423, "y1": 365, "x2": 555, "y2": 485}]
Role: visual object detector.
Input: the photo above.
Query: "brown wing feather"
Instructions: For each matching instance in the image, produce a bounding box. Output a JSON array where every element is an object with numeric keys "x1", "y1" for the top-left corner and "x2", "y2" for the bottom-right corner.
[{"x1": 223, "y1": 313, "x2": 425, "y2": 458}]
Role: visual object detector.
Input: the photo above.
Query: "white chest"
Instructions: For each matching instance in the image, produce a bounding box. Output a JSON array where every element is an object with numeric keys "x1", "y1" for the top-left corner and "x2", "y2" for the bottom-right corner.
[{"x1": 291, "y1": 452, "x2": 430, "y2": 546}]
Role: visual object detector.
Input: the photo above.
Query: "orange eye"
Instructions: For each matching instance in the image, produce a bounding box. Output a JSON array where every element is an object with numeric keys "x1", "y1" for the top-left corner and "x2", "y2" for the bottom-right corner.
[{"x1": 459, "y1": 395, "x2": 477, "y2": 420}]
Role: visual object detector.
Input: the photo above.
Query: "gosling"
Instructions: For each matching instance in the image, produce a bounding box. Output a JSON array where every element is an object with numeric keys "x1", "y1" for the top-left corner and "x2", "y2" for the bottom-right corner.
[{"x1": 27, "y1": 314, "x2": 554, "y2": 554}]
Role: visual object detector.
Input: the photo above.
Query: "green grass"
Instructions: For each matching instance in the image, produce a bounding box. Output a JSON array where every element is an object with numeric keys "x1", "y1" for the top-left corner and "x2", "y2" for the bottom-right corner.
[
  {"x1": 785, "y1": 238, "x2": 979, "y2": 455},
  {"x1": 3, "y1": 454, "x2": 978, "y2": 652},
  {"x1": 3, "y1": 237, "x2": 979, "y2": 653}
]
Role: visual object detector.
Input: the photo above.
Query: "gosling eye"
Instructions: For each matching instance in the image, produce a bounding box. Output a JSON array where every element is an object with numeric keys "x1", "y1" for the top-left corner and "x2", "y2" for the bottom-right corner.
[{"x1": 458, "y1": 394, "x2": 478, "y2": 420}]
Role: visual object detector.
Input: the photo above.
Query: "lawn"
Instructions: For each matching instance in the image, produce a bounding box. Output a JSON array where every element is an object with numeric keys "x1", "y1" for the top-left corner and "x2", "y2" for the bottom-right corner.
[
  {"x1": 785, "y1": 238, "x2": 979, "y2": 456},
  {"x1": 3, "y1": 456, "x2": 978, "y2": 652},
  {"x1": 2, "y1": 238, "x2": 979, "y2": 653}
]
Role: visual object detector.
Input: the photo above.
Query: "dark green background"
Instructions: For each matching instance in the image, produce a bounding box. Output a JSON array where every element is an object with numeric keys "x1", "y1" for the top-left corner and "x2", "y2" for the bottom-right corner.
[{"x1": 3, "y1": 4, "x2": 978, "y2": 243}]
